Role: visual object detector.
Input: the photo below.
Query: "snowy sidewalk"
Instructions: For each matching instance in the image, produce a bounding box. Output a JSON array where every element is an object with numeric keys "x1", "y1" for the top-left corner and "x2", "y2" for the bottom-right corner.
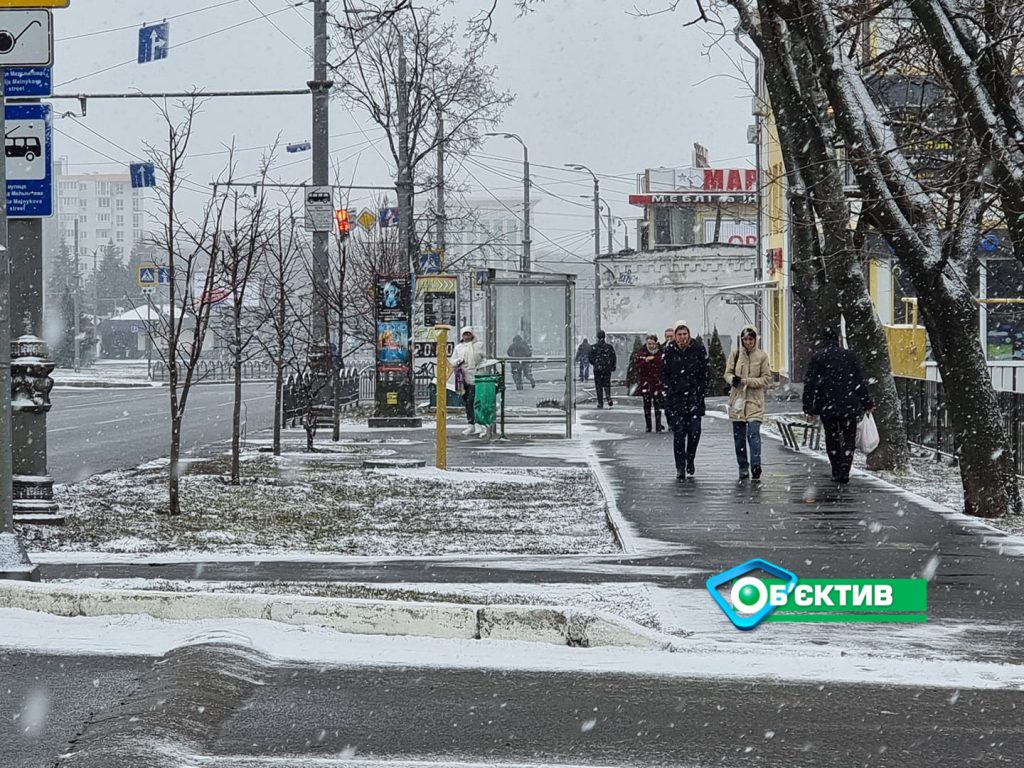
[{"x1": 27, "y1": 407, "x2": 1024, "y2": 665}]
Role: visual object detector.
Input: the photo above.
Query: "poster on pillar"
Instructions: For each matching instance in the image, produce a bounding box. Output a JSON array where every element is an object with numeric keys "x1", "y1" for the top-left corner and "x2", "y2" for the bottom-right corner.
[
  {"x1": 374, "y1": 273, "x2": 415, "y2": 417},
  {"x1": 5, "y1": 102, "x2": 53, "y2": 217},
  {"x1": 412, "y1": 274, "x2": 458, "y2": 360}
]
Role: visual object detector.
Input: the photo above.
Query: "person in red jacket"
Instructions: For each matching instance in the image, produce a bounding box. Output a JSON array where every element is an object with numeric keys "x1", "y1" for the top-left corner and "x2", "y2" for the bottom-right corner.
[{"x1": 635, "y1": 334, "x2": 665, "y2": 432}]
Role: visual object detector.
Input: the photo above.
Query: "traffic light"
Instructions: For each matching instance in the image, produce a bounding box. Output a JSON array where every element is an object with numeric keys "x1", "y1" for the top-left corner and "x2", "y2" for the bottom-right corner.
[{"x1": 335, "y1": 208, "x2": 351, "y2": 240}]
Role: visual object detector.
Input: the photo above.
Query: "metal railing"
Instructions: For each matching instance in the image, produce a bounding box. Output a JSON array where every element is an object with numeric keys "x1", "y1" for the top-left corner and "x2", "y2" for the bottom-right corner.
[
  {"x1": 281, "y1": 368, "x2": 361, "y2": 426},
  {"x1": 153, "y1": 359, "x2": 278, "y2": 383},
  {"x1": 895, "y1": 376, "x2": 1024, "y2": 475}
]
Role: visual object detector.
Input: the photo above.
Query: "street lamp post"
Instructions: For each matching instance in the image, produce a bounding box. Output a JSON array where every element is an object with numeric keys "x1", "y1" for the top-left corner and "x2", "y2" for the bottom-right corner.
[
  {"x1": 485, "y1": 132, "x2": 531, "y2": 273},
  {"x1": 566, "y1": 163, "x2": 601, "y2": 334},
  {"x1": 596, "y1": 198, "x2": 615, "y2": 254}
]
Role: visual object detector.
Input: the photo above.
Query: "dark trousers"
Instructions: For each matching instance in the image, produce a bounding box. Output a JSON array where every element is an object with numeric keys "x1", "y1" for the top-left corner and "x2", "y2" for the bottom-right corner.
[
  {"x1": 672, "y1": 414, "x2": 702, "y2": 470},
  {"x1": 642, "y1": 393, "x2": 664, "y2": 430},
  {"x1": 463, "y1": 383, "x2": 476, "y2": 425},
  {"x1": 594, "y1": 370, "x2": 612, "y2": 406},
  {"x1": 822, "y1": 416, "x2": 857, "y2": 480},
  {"x1": 578, "y1": 361, "x2": 590, "y2": 381}
]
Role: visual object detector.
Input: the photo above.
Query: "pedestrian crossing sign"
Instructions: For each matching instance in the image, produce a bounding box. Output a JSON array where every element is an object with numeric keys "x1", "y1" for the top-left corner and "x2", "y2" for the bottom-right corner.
[{"x1": 137, "y1": 264, "x2": 157, "y2": 287}]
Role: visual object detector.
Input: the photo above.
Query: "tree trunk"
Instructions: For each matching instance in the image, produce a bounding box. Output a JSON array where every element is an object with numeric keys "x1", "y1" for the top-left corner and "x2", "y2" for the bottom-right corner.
[
  {"x1": 750, "y1": 1, "x2": 909, "y2": 470},
  {"x1": 790, "y1": 0, "x2": 1021, "y2": 516},
  {"x1": 231, "y1": 323, "x2": 242, "y2": 485},
  {"x1": 273, "y1": 358, "x2": 283, "y2": 458},
  {"x1": 169, "y1": 415, "x2": 182, "y2": 516},
  {"x1": 917, "y1": 289, "x2": 1021, "y2": 517}
]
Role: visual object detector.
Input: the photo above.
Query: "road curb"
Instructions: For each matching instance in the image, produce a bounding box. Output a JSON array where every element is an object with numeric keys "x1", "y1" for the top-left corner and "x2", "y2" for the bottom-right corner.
[
  {"x1": 0, "y1": 581, "x2": 672, "y2": 650},
  {"x1": 52, "y1": 381, "x2": 161, "y2": 388}
]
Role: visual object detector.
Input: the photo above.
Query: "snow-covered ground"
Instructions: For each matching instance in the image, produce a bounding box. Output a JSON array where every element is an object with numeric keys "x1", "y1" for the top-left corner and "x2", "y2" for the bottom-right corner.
[
  {"x1": 763, "y1": 418, "x2": 1024, "y2": 537},
  {"x1": 51, "y1": 359, "x2": 159, "y2": 386},
  {"x1": 19, "y1": 444, "x2": 617, "y2": 557},
  {"x1": 2, "y1": 608, "x2": 1021, "y2": 691}
]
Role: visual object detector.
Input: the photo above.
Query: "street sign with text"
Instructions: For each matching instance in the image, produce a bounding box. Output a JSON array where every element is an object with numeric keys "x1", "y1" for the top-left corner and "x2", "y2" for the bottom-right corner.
[
  {"x1": 5, "y1": 102, "x2": 52, "y2": 218},
  {"x1": 303, "y1": 185, "x2": 333, "y2": 232},
  {"x1": 4, "y1": 67, "x2": 50, "y2": 97}
]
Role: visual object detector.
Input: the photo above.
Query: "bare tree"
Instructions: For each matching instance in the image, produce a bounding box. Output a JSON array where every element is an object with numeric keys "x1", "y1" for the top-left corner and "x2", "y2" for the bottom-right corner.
[
  {"x1": 145, "y1": 99, "x2": 231, "y2": 516},
  {"x1": 332, "y1": 5, "x2": 513, "y2": 262},
  {"x1": 773, "y1": 0, "x2": 1022, "y2": 517},
  {"x1": 258, "y1": 201, "x2": 308, "y2": 456},
  {"x1": 214, "y1": 150, "x2": 277, "y2": 483},
  {"x1": 731, "y1": 0, "x2": 909, "y2": 471}
]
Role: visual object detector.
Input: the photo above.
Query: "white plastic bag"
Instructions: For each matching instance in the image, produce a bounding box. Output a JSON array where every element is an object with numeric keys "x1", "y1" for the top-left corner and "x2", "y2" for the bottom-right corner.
[
  {"x1": 856, "y1": 413, "x2": 880, "y2": 454},
  {"x1": 729, "y1": 389, "x2": 747, "y2": 420}
]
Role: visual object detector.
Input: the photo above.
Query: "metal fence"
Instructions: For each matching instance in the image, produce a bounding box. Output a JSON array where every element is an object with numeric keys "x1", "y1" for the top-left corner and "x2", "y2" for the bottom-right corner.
[
  {"x1": 895, "y1": 376, "x2": 1024, "y2": 475},
  {"x1": 153, "y1": 359, "x2": 278, "y2": 383},
  {"x1": 281, "y1": 368, "x2": 361, "y2": 426},
  {"x1": 355, "y1": 363, "x2": 453, "y2": 406}
]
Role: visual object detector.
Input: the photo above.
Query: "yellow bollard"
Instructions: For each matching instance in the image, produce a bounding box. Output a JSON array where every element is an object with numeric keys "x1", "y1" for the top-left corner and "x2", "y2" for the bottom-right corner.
[{"x1": 434, "y1": 325, "x2": 450, "y2": 470}]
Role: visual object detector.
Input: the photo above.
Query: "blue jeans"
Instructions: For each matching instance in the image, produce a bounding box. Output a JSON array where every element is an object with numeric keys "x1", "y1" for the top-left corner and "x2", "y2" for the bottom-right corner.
[{"x1": 732, "y1": 420, "x2": 762, "y2": 470}]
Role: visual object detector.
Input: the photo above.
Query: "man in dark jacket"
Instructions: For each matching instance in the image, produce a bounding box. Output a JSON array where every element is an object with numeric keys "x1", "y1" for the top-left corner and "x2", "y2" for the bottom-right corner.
[
  {"x1": 802, "y1": 328, "x2": 874, "y2": 484},
  {"x1": 662, "y1": 321, "x2": 709, "y2": 478},
  {"x1": 575, "y1": 338, "x2": 592, "y2": 382},
  {"x1": 588, "y1": 330, "x2": 617, "y2": 408}
]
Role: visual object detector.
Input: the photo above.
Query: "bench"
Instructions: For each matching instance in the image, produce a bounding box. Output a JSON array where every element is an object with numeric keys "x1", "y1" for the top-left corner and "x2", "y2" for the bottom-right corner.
[{"x1": 776, "y1": 416, "x2": 821, "y2": 452}]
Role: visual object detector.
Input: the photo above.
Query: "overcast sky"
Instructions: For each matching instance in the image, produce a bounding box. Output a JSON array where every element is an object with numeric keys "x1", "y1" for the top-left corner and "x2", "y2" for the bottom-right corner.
[{"x1": 50, "y1": 0, "x2": 754, "y2": 264}]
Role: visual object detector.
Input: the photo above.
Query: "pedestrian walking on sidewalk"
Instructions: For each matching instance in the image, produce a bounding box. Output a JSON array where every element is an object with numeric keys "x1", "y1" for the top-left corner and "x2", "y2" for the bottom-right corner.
[
  {"x1": 451, "y1": 326, "x2": 487, "y2": 437},
  {"x1": 725, "y1": 325, "x2": 773, "y2": 480},
  {"x1": 662, "y1": 321, "x2": 709, "y2": 479},
  {"x1": 588, "y1": 330, "x2": 617, "y2": 408},
  {"x1": 508, "y1": 334, "x2": 532, "y2": 391},
  {"x1": 802, "y1": 327, "x2": 874, "y2": 484},
  {"x1": 576, "y1": 338, "x2": 592, "y2": 382},
  {"x1": 636, "y1": 334, "x2": 665, "y2": 432}
]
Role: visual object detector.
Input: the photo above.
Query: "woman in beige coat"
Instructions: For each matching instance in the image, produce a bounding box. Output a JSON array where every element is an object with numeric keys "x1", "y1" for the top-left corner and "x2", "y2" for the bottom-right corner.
[{"x1": 725, "y1": 326, "x2": 772, "y2": 479}]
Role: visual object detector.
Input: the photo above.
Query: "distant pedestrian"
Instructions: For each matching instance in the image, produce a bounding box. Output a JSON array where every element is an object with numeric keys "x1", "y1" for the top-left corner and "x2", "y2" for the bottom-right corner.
[
  {"x1": 507, "y1": 334, "x2": 534, "y2": 391},
  {"x1": 725, "y1": 325, "x2": 772, "y2": 480},
  {"x1": 802, "y1": 328, "x2": 874, "y2": 484},
  {"x1": 662, "y1": 321, "x2": 709, "y2": 479},
  {"x1": 588, "y1": 330, "x2": 617, "y2": 408},
  {"x1": 576, "y1": 338, "x2": 592, "y2": 381},
  {"x1": 663, "y1": 327, "x2": 675, "y2": 350},
  {"x1": 451, "y1": 326, "x2": 487, "y2": 437},
  {"x1": 636, "y1": 334, "x2": 665, "y2": 432}
]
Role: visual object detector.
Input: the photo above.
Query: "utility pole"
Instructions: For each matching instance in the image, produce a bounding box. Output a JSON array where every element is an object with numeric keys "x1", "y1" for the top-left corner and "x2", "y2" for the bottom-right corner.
[
  {"x1": 521, "y1": 142, "x2": 531, "y2": 273},
  {"x1": 435, "y1": 109, "x2": 445, "y2": 259},
  {"x1": 486, "y1": 133, "x2": 531, "y2": 272},
  {"x1": 73, "y1": 220, "x2": 81, "y2": 372},
  {"x1": 397, "y1": 35, "x2": 414, "y2": 272},
  {"x1": 593, "y1": 175, "x2": 601, "y2": 332},
  {"x1": 309, "y1": 0, "x2": 332, "y2": 350},
  {"x1": 567, "y1": 164, "x2": 601, "y2": 333},
  {"x1": 0, "y1": 72, "x2": 40, "y2": 581},
  {"x1": 607, "y1": 206, "x2": 613, "y2": 255}
]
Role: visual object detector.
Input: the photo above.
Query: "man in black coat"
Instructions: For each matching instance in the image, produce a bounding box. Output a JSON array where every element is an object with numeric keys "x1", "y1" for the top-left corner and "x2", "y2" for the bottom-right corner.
[
  {"x1": 802, "y1": 328, "x2": 874, "y2": 484},
  {"x1": 662, "y1": 322, "x2": 709, "y2": 479},
  {"x1": 588, "y1": 330, "x2": 617, "y2": 408}
]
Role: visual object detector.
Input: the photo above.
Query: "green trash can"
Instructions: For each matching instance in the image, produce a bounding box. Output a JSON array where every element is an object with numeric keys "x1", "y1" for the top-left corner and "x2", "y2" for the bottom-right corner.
[{"x1": 473, "y1": 373, "x2": 502, "y2": 427}]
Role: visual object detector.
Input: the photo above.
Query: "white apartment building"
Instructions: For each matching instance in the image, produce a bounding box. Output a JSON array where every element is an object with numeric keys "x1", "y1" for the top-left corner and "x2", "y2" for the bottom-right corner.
[
  {"x1": 446, "y1": 196, "x2": 526, "y2": 272},
  {"x1": 51, "y1": 158, "x2": 150, "y2": 254}
]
